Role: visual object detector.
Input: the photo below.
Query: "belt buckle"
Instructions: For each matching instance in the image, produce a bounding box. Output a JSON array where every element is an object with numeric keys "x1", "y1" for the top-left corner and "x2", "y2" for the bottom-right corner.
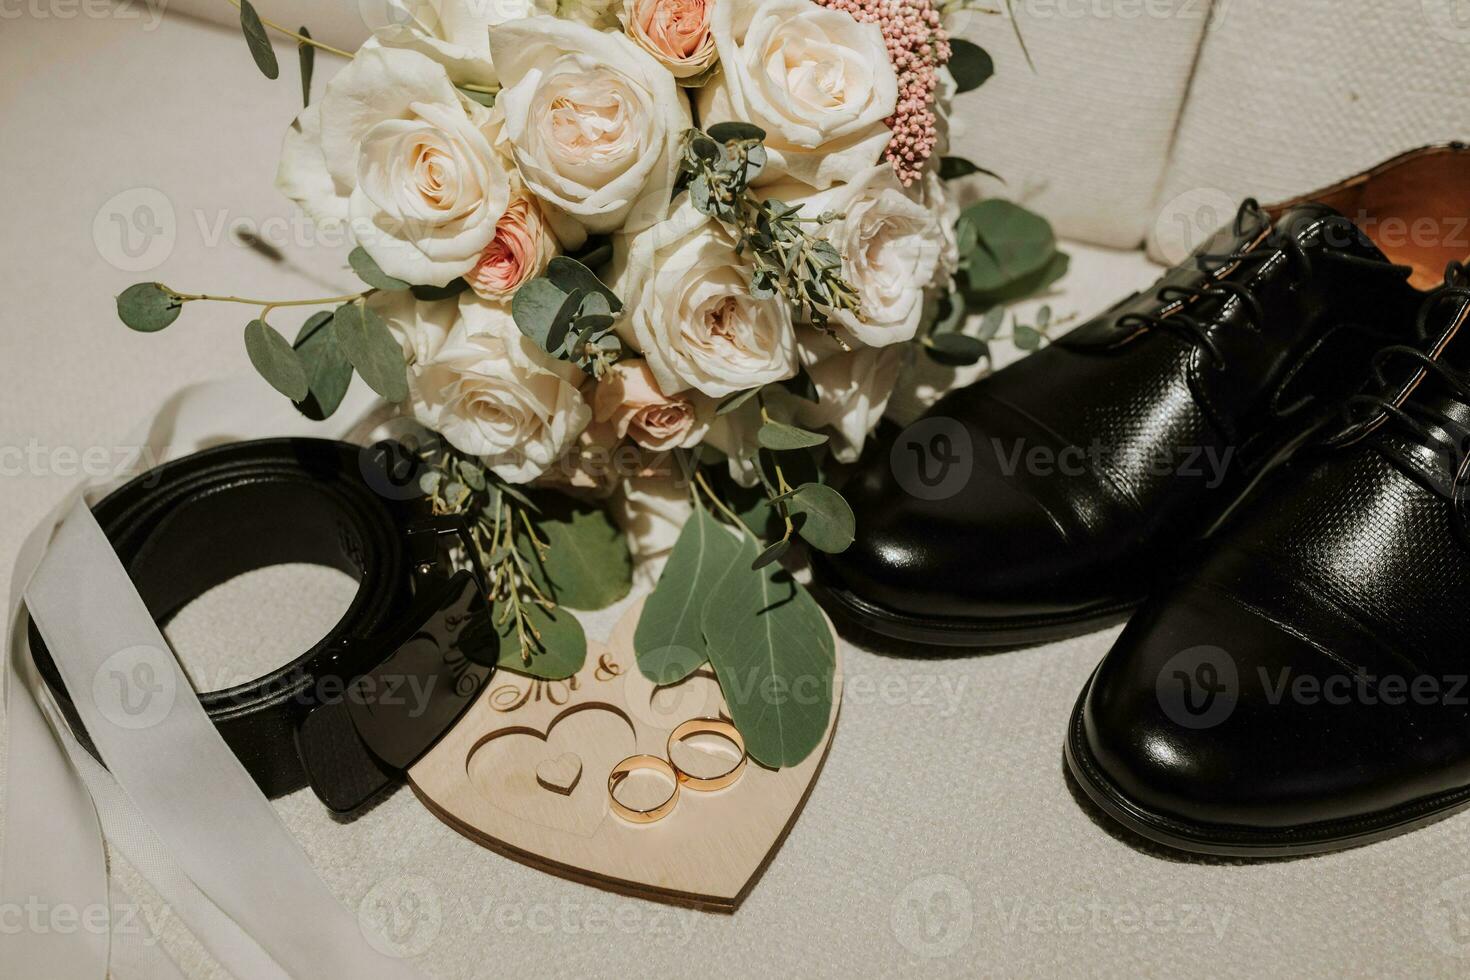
[{"x1": 297, "y1": 514, "x2": 498, "y2": 813}]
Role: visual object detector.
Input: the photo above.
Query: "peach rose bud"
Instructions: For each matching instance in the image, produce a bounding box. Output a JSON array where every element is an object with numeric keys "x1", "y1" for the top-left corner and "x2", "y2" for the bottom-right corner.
[
  {"x1": 468, "y1": 192, "x2": 557, "y2": 300},
  {"x1": 621, "y1": 0, "x2": 719, "y2": 78},
  {"x1": 594, "y1": 359, "x2": 708, "y2": 452}
]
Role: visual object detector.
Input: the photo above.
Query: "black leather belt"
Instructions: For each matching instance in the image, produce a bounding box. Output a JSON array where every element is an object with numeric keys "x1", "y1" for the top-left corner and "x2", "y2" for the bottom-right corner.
[{"x1": 28, "y1": 437, "x2": 497, "y2": 814}]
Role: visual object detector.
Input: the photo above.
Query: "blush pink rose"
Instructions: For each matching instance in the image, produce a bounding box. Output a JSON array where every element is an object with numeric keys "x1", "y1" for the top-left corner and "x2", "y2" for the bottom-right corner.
[
  {"x1": 622, "y1": 0, "x2": 718, "y2": 78},
  {"x1": 593, "y1": 359, "x2": 710, "y2": 451},
  {"x1": 468, "y1": 192, "x2": 557, "y2": 300}
]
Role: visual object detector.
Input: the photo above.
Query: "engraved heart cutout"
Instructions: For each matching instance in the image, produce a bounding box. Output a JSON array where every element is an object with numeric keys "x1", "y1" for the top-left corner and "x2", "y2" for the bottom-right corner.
[
  {"x1": 535, "y1": 752, "x2": 583, "y2": 796},
  {"x1": 410, "y1": 596, "x2": 842, "y2": 911}
]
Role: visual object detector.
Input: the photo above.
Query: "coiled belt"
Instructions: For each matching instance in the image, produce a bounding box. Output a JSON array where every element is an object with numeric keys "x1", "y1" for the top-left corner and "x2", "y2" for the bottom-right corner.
[{"x1": 28, "y1": 437, "x2": 496, "y2": 813}]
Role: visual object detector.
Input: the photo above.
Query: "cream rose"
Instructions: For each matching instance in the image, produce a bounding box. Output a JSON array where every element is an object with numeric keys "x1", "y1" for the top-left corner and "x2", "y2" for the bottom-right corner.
[
  {"x1": 620, "y1": 0, "x2": 719, "y2": 78},
  {"x1": 277, "y1": 46, "x2": 512, "y2": 287},
  {"x1": 697, "y1": 0, "x2": 898, "y2": 189},
  {"x1": 594, "y1": 359, "x2": 712, "y2": 451},
  {"x1": 405, "y1": 294, "x2": 591, "y2": 482},
  {"x1": 369, "y1": 0, "x2": 554, "y2": 85},
  {"x1": 489, "y1": 17, "x2": 691, "y2": 243},
  {"x1": 467, "y1": 191, "x2": 558, "y2": 300},
  {"x1": 610, "y1": 470, "x2": 695, "y2": 586},
  {"x1": 784, "y1": 166, "x2": 944, "y2": 346},
  {"x1": 781, "y1": 328, "x2": 905, "y2": 463},
  {"x1": 613, "y1": 203, "x2": 797, "y2": 398}
]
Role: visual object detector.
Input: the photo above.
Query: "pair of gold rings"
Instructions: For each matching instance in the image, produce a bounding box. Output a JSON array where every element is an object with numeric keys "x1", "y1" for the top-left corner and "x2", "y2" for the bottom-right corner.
[{"x1": 607, "y1": 719, "x2": 747, "y2": 824}]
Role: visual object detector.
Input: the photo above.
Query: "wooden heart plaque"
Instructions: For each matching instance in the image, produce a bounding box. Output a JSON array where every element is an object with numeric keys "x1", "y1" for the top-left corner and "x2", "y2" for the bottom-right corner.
[{"x1": 408, "y1": 597, "x2": 842, "y2": 911}]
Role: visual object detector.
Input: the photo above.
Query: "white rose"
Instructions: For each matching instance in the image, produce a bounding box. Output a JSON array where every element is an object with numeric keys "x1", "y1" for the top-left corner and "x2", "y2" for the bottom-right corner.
[
  {"x1": 697, "y1": 0, "x2": 898, "y2": 189},
  {"x1": 779, "y1": 328, "x2": 905, "y2": 463},
  {"x1": 368, "y1": 0, "x2": 554, "y2": 85},
  {"x1": 782, "y1": 166, "x2": 944, "y2": 347},
  {"x1": 277, "y1": 46, "x2": 512, "y2": 287},
  {"x1": 611, "y1": 470, "x2": 695, "y2": 586},
  {"x1": 373, "y1": 289, "x2": 460, "y2": 366},
  {"x1": 404, "y1": 294, "x2": 592, "y2": 482},
  {"x1": 612, "y1": 202, "x2": 797, "y2": 398},
  {"x1": 489, "y1": 17, "x2": 691, "y2": 243}
]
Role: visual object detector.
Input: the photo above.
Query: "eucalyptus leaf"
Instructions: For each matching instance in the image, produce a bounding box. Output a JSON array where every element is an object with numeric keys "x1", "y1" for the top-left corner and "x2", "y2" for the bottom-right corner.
[
  {"x1": 496, "y1": 603, "x2": 586, "y2": 680},
  {"x1": 970, "y1": 250, "x2": 1071, "y2": 305},
  {"x1": 511, "y1": 277, "x2": 569, "y2": 350},
  {"x1": 410, "y1": 279, "x2": 470, "y2": 301},
  {"x1": 292, "y1": 310, "x2": 353, "y2": 420},
  {"x1": 977, "y1": 306, "x2": 1006, "y2": 341},
  {"x1": 925, "y1": 332, "x2": 989, "y2": 367},
  {"x1": 239, "y1": 0, "x2": 279, "y2": 80},
  {"x1": 116, "y1": 282, "x2": 182, "y2": 332},
  {"x1": 717, "y1": 386, "x2": 762, "y2": 416},
  {"x1": 706, "y1": 121, "x2": 766, "y2": 144},
  {"x1": 298, "y1": 26, "x2": 314, "y2": 107},
  {"x1": 635, "y1": 502, "x2": 742, "y2": 684},
  {"x1": 758, "y1": 420, "x2": 828, "y2": 451},
  {"x1": 701, "y1": 536, "x2": 835, "y2": 768},
  {"x1": 939, "y1": 156, "x2": 1003, "y2": 182},
  {"x1": 244, "y1": 319, "x2": 309, "y2": 401},
  {"x1": 546, "y1": 286, "x2": 586, "y2": 356},
  {"x1": 334, "y1": 302, "x2": 409, "y2": 402},
  {"x1": 1014, "y1": 323, "x2": 1042, "y2": 351},
  {"x1": 949, "y1": 39, "x2": 994, "y2": 93},
  {"x1": 517, "y1": 493, "x2": 632, "y2": 610},
  {"x1": 544, "y1": 256, "x2": 622, "y2": 312},
  {"x1": 751, "y1": 537, "x2": 790, "y2": 570},
  {"x1": 958, "y1": 199, "x2": 1058, "y2": 294},
  {"x1": 348, "y1": 246, "x2": 410, "y2": 291},
  {"x1": 787, "y1": 483, "x2": 855, "y2": 554}
]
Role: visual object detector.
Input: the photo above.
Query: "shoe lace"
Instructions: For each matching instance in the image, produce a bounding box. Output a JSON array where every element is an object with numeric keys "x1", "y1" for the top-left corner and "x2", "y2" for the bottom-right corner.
[
  {"x1": 1342, "y1": 263, "x2": 1470, "y2": 454},
  {"x1": 1116, "y1": 199, "x2": 1360, "y2": 367}
]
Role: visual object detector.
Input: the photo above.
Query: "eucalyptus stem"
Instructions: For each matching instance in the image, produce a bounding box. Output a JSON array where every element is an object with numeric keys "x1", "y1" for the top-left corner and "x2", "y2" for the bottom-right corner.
[
  {"x1": 693, "y1": 470, "x2": 752, "y2": 537},
  {"x1": 223, "y1": 0, "x2": 353, "y2": 58}
]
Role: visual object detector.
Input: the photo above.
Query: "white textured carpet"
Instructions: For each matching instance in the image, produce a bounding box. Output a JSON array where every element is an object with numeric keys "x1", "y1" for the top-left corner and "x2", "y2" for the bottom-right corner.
[{"x1": 4, "y1": 12, "x2": 1470, "y2": 980}]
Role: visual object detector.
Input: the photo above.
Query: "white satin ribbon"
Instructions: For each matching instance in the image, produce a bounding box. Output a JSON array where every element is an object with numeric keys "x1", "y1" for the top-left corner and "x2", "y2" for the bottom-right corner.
[{"x1": 1, "y1": 378, "x2": 427, "y2": 979}]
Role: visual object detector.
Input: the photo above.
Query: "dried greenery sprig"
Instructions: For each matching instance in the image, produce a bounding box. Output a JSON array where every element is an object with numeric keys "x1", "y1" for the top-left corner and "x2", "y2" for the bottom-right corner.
[{"x1": 678, "y1": 125, "x2": 864, "y2": 331}]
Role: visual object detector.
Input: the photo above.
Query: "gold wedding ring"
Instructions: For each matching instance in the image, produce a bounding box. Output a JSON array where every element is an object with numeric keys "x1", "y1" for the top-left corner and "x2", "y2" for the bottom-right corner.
[
  {"x1": 607, "y1": 755, "x2": 679, "y2": 824},
  {"x1": 667, "y1": 718, "x2": 747, "y2": 792}
]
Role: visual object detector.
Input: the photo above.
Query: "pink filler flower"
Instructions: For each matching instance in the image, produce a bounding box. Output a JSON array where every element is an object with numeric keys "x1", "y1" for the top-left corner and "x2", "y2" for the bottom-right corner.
[{"x1": 814, "y1": 0, "x2": 953, "y2": 186}]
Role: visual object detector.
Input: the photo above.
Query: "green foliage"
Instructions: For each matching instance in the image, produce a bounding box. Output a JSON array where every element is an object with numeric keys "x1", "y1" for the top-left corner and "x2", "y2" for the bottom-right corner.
[
  {"x1": 298, "y1": 26, "x2": 314, "y2": 107},
  {"x1": 678, "y1": 127, "x2": 861, "y2": 328},
  {"x1": 292, "y1": 310, "x2": 352, "y2": 420},
  {"x1": 495, "y1": 602, "x2": 586, "y2": 680},
  {"x1": 116, "y1": 283, "x2": 182, "y2": 332},
  {"x1": 511, "y1": 258, "x2": 625, "y2": 376},
  {"x1": 348, "y1": 247, "x2": 410, "y2": 291},
  {"x1": 239, "y1": 0, "x2": 279, "y2": 80},
  {"x1": 701, "y1": 535, "x2": 836, "y2": 768},
  {"x1": 243, "y1": 319, "x2": 308, "y2": 401},
  {"x1": 949, "y1": 39, "x2": 994, "y2": 93},
  {"x1": 333, "y1": 302, "x2": 408, "y2": 403},
  {"x1": 634, "y1": 502, "x2": 742, "y2": 683},
  {"x1": 517, "y1": 492, "x2": 632, "y2": 611},
  {"x1": 787, "y1": 483, "x2": 854, "y2": 554},
  {"x1": 757, "y1": 420, "x2": 828, "y2": 451}
]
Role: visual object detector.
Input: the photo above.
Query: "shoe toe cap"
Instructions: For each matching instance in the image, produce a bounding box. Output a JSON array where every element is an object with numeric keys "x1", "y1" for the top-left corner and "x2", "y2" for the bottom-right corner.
[{"x1": 1076, "y1": 584, "x2": 1470, "y2": 836}]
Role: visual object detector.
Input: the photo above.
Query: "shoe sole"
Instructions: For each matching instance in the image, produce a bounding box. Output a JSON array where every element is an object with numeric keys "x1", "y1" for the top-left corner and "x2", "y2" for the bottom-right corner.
[
  {"x1": 1064, "y1": 668, "x2": 1470, "y2": 857},
  {"x1": 818, "y1": 584, "x2": 1138, "y2": 649}
]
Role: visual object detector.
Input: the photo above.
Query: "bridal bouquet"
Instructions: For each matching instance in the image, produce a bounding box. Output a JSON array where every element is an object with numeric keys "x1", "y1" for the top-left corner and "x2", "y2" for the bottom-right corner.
[{"x1": 115, "y1": 0, "x2": 1063, "y2": 767}]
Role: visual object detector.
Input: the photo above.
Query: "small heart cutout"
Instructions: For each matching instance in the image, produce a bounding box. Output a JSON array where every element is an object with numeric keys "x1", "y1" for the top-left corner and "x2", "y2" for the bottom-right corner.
[{"x1": 535, "y1": 752, "x2": 583, "y2": 796}]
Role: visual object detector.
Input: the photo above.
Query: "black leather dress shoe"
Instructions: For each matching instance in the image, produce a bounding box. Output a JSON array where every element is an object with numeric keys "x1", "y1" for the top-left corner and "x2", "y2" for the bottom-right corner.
[
  {"x1": 814, "y1": 143, "x2": 1470, "y2": 647},
  {"x1": 1066, "y1": 265, "x2": 1470, "y2": 855}
]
